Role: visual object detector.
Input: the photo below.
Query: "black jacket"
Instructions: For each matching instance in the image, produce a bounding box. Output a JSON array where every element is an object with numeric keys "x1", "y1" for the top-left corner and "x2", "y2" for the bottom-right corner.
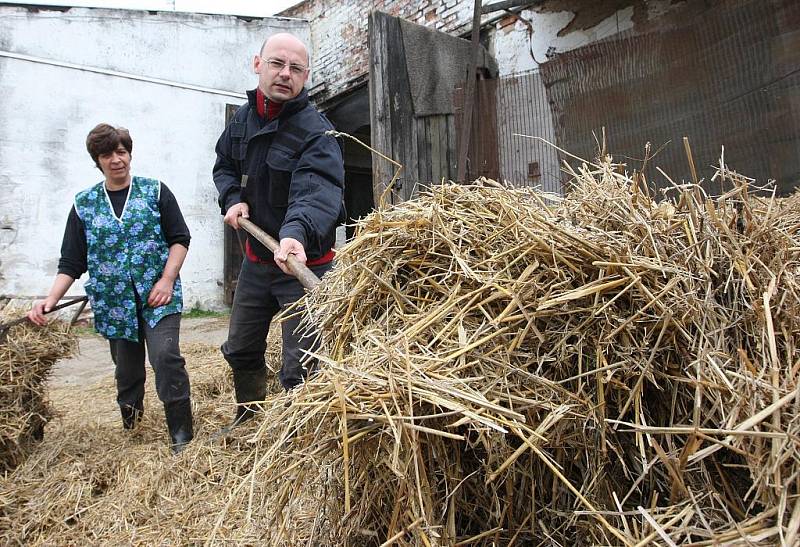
[{"x1": 213, "y1": 88, "x2": 345, "y2": 261}]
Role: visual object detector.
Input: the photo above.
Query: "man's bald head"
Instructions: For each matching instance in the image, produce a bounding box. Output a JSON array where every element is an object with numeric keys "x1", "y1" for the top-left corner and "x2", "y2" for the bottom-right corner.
[
  {"x1": 254, "y1": 32, "x2": 310, "y2": 103},
  {"x1": 260, "y1": 33, "x2": 309, "y2": 65}
]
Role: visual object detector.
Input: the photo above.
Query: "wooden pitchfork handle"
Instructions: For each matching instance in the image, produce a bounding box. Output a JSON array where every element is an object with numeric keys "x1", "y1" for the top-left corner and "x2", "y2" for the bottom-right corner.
[
  {"x1": 0, "y1": 295, "x2": 88, "y2": 333},
  {"x1": 237, "y1": 218, "x2": 322, "y2": 290}
]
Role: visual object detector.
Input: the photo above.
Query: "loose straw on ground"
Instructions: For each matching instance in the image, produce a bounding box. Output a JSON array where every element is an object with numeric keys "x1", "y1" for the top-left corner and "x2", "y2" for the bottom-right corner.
[{"x1": 0, "y1": 316, "x2": 77, "y2": 472}]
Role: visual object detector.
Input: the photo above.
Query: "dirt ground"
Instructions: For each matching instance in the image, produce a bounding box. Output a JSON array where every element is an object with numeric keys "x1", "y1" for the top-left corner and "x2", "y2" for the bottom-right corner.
[{"x1": 50, "y1": 316, "x2": 230, "y2": 389}]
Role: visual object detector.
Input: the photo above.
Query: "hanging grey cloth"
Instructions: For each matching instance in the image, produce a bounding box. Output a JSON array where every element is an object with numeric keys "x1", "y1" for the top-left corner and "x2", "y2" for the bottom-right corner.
[{"x1": 399, "y1": 18, "x2": 498, "y2": 117}]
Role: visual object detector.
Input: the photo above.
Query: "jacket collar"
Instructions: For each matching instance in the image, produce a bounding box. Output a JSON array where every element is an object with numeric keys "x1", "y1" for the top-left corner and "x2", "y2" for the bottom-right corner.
[{"x1": 246, "y1": 88, "x2": 309, "y2": 119}]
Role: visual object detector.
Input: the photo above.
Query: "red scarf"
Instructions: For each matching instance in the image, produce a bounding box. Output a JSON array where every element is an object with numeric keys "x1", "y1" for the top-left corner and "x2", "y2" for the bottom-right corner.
[{"x1": 256, "y1": 88, "x2": 283, "y2": 120}]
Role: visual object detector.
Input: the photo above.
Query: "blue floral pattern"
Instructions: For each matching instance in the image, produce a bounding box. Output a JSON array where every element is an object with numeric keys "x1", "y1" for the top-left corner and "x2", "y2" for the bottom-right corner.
[{"x1": 75, "y1": 176, "x2": 182, "y2": 341}]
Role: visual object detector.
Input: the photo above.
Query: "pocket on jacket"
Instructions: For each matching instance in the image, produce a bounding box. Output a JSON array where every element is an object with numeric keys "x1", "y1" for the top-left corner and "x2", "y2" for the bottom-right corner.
[
  {"x1": 230, "y1": 123, "x2": 246, "y2": 160},
  {"x1": 266, "y1": 147, "x2": 297, "y2": 207}
]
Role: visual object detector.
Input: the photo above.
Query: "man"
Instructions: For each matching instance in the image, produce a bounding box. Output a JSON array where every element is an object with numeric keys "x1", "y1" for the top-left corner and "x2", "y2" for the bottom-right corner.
[
  {"x1": 29, "y1": 123, "x2": 193, "y2": 454},
  {"x1": 213, "y1": 33, "x2": 345, "y2": 426}
]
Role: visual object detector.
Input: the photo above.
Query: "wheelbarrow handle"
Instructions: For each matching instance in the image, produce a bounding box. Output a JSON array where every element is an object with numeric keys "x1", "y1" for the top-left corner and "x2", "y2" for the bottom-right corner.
[
  {"x1": 237, "y1": 218, "x2": 322, "y2": 290},
  {"x1": 0, "y1": 295, "x2": 88, "y2": 332}
]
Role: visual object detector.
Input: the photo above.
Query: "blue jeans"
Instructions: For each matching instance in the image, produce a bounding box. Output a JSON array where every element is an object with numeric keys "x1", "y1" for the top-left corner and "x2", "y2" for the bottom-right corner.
[
  {"x1": 108, "y1": 311, "x2": 190, "y2": 408},
  {"x1": 221, "y1": 257, "x2": 332, "y2": 390}
]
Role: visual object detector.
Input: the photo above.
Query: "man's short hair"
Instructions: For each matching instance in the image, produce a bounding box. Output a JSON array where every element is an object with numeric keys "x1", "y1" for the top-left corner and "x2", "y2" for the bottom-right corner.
[{"x1": 85, "y1": 123, "x2": 132, "y2": 169}]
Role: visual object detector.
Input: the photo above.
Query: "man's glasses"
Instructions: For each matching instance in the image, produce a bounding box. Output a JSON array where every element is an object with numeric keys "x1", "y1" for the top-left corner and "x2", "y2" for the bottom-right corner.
[{"x1": 262, "y1": 58, "x2": 308, "y2": 76}]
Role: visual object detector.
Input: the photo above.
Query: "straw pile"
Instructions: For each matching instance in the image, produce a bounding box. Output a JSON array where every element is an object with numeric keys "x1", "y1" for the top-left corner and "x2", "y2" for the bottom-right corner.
[
  {"x1": 0, "y1": 331, "x2": 288, "y2": 545},
  {"x1": 1, "y1": 154, "x2": 799, "y2": 545},
  {"x1": 0, "y1": 317, "x2": 77, "y2": 472},
  {"x1": 237, "y1": 157, "x2": 800, "y2": 545}
]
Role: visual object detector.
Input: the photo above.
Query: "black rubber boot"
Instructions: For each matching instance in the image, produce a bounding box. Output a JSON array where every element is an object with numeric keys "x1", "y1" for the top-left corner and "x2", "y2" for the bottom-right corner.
[
  {"x1": 164, "y1": 398, "x2": 193, "y2": 454},
  {"x1": 232, "y1": 368, "x2": 268, "y2": 426},
  {"x1": 212, "y1": 368, "x2": 267, "y2": 441},
  {"x1": 120, "y1": 400, "x2": 144, "y2": 430}
]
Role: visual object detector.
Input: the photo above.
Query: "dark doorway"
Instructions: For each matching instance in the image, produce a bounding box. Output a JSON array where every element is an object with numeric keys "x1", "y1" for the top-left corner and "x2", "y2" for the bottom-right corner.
[
  {"x1": 323, "y1": 86, "x2": 375, "y2": 241},
  {"x1": 344, "y1": 168, "x2": 374, "y2": 240}
]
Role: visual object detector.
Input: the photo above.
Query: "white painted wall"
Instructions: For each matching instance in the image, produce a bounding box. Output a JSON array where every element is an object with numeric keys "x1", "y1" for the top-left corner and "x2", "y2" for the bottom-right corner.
[{"x1": 0, "y1": 6, "x2": 309, "y2": 310}]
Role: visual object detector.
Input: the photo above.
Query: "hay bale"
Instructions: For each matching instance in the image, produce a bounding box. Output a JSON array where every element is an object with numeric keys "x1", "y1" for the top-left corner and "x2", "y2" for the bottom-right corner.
[
  {"x1": 0, "y1": 318, "x2": 77, "y2": 471},
  {"x1": 232, "y1": 158, "x2": 800, "y2": 545}
]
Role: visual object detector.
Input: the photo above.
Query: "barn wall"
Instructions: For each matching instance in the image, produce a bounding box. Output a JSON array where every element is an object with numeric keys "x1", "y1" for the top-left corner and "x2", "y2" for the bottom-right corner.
[
  {"x1": 540, "y1": 0, "x2": 800, "y2": 193},
  {"x1": 283, "y1": 0, "x2": 689, "y2": 190},
  {"x1": 0, "y1": 6, "x2": 308, "y2": 308}
]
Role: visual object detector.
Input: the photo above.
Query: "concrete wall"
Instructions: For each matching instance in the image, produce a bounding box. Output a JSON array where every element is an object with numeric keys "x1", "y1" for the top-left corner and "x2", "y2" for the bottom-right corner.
[{"x1": 0, "y1": 6, "x2": 308, "y2": 309}]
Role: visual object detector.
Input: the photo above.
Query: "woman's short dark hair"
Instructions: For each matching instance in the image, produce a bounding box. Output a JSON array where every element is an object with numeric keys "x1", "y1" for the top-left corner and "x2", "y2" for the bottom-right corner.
[{"x1": 85, "y1": 124, "x2": 132, "y2": 170}]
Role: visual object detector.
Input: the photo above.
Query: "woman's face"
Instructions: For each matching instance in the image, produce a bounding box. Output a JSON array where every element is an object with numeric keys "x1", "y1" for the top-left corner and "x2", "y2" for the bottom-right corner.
[{"x1": 98, "y1": 145, "x2": 131, "y2": 186}]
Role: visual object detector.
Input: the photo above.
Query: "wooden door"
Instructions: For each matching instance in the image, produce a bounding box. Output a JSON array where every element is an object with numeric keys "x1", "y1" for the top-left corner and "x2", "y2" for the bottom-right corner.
[
  {"x1": 368, "y1": 10, "x2": 497, "y2": 205},
  {"x1": 222, "y1": 103, "x2": 244, "y2": 306}
]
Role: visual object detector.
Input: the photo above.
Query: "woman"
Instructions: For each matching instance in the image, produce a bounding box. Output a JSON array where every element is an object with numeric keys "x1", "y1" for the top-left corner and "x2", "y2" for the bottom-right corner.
[{"x1": 29, "y1": 123, "x2": 193, "y2": 454}]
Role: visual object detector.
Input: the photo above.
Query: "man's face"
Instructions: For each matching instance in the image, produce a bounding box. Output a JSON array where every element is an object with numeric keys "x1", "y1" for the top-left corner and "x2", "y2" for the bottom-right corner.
[
  {"x1": 98, "y1": 145, "x2": 131, "y2": 185},
  {"x1": 254, "y1": 36, "x2": 309, "y2": 103}
]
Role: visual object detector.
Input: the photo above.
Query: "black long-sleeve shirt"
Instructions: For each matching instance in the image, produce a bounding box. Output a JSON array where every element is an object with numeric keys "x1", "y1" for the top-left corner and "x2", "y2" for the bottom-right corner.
[{"x1": 57, "y1": 182, "x2": 191, "y2": 279}]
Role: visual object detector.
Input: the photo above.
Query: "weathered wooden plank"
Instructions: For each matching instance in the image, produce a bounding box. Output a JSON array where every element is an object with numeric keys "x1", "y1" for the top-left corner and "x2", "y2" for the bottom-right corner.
[
  {"x1": 456, "y1": 0, "x2": 482, "y2": 181},
  {"x1": 382, "y1": 13, "x2": 417, "y2": 202},
  {"x1": 368, "y1": 11, "x2": 392, "y2": 206},
  {"x1": 416, "y1": 116, "x2": 431, "y2": 185},
  {"x1": 439, "y1": 115, "x2": 451, "y2": 182},
  {"x1": 430, "y1": 115, "x2": 442, "y2": 184},
  {"x1": 435, "y1": 115, "x2": 445, "y2": 183},
  {"x1": 446, "y1": 113, "x2": 457, "y2": 181},
  {"x1": 407, "y1": 110, "x2": 419, "y2": 201},
  {"x1": 477, "y1": 79, "x2": 500, "y2": 180}
]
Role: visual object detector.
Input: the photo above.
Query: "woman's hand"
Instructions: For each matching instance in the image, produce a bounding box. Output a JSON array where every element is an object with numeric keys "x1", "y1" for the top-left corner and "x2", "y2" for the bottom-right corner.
[
  {"x1": 28, "y1": 297, "x2": 59, "y2": 326},
  {"x1": 147, "y1": 277, "x2": 174, "y2": 308},
  {"x1": 29, "y1": 274, "x2": 76, "y2": 325}
]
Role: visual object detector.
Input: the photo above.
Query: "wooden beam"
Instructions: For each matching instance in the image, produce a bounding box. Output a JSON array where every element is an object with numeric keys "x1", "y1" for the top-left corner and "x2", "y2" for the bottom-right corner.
[
  {"x1": 369, "y1": 11, "x2": 392, "y2": 206},
  {"x1": 481, "y1": 0, "x2": 542, "y2": 14},
  {"x1": 456, "y1": 0, "x2": 482, "y2": 182}
]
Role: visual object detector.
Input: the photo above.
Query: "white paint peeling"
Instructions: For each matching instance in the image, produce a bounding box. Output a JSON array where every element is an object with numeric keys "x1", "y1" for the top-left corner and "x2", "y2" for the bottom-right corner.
[{"x1": 491, "y1": 6, "x2": 636, "y2": 77}]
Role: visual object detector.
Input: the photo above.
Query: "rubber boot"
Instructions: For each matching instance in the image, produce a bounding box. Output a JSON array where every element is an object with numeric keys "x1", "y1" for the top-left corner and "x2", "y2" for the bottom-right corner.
[
  {"x1": 232, "y1": 367, "x2": 268, "y2": 426},
  {"x1": 164, "y1": 398, "x2": 193, "y2": 454},
  {"x1": 212, "y1": 368, "x2": 267, "y2": 441},
  {"x1": 120, "y1": 400, "x2": 144, "y2": 430}
]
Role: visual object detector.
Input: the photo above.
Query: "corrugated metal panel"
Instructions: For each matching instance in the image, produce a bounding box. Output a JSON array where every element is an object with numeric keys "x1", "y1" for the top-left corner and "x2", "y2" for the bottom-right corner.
[
  {"x1": 495, "y1": 72, "x2": 561, "y2": 193},
  {"x1": 539, "y1": 0, "x2": 800, "y2": 195}
]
